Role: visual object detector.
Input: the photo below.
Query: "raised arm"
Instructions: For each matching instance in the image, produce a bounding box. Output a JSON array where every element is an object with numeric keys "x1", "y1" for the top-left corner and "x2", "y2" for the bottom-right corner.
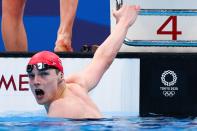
[{"x1": 66, "y1": 5, "x2": 140, "y2": 91}]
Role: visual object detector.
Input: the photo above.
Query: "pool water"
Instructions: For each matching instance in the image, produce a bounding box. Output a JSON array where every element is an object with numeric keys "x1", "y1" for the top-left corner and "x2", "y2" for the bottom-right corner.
[{"x1": 0, "y1": 116, "x2": 197, "y2": 131}]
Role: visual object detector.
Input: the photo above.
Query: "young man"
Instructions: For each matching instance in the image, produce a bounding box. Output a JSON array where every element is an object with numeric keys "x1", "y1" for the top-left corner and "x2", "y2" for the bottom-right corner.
[
  {"x1": 26, "y1": 5, "x2": 140, "y2": 118},
  {"x1": 1, "y1": 0, "x2": 78, "y2": 52}
]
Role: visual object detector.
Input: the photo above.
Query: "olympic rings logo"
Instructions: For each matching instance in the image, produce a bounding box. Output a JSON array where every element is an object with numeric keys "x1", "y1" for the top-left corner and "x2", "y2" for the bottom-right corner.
[
  {"x1": 163, "y1": 91, "x2": 175, "y2": 97},
  {"x1": 161, "y1": 70, "x2": 177, "y2": 86}
]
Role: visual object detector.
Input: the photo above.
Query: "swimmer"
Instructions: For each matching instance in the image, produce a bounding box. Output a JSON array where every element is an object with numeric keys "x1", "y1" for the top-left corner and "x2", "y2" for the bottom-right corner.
[
  {"x1": 1, "y1": 0, "x2": 78, "y2": 52},
  {"x1": 26, "y1": 5, "x2": 140, "y2": 118}
]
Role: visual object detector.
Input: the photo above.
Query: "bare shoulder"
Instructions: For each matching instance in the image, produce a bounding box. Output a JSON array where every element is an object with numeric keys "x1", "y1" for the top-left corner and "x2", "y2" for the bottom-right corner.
[
  {"x1": 66, "y1": 83, "x2": 88, "y2": 96},
  {"x1": 48, "y1": 99, "x2": 67, "y2": 118},
  {"x1": 64, "y1": 73, "x2": 88, "y2": 92},
  {"x1": 49, "y1": 99, "x2": 64, "y2": 109},
  {"x1": 48, "y1": 86, "x2": 88, "y2": 118}
]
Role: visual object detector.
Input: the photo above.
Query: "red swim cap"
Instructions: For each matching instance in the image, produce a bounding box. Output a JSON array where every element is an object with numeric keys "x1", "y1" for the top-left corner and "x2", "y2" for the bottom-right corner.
[{"x1": 27, "y1": 51, "x2": 63, "y2": 73}]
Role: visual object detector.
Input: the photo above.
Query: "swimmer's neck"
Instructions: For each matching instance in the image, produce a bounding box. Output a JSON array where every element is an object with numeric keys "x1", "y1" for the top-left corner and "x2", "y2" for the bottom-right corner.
[{"x1": 44, "y1": 81, "x2": 67, "y2": 113}]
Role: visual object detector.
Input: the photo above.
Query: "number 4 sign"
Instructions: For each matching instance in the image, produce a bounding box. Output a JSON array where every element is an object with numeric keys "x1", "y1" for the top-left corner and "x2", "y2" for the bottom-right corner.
[
  {"x1": 157, "y1": 16, "x2": 182, "y2": 40},
  {"x1": 110, "y1": 0, "x2": 197, "y2": 47},
  {"x1": 121, "y1": 14, "x2": 197, "y2": 46}
]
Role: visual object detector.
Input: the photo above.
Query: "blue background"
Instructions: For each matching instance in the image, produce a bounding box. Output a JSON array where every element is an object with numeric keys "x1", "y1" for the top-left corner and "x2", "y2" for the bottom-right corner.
[{"x1": 0, "y1": 0, "x2": 110, "y2": 52}]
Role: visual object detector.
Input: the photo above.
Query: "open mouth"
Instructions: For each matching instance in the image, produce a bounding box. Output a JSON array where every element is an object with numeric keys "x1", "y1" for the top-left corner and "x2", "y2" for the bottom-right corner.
[{"x1": 35, "y1": 89, "x2": 45, "y2": 96}]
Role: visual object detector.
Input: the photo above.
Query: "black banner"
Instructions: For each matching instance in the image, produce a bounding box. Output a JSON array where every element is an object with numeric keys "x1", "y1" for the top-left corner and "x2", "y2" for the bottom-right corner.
[{"x1": 140, "y1": 54, "x2": 197, "y2": 117}]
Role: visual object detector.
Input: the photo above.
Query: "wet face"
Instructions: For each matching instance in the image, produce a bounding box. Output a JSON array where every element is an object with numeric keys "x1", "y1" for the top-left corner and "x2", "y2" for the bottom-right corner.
[{"x1": 27, "y1": 67, "x2": 61, "y2": 105}]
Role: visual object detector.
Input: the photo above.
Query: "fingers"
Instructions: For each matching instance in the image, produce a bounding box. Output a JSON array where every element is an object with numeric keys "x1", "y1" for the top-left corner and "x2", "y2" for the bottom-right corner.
[
  {"x1": 113, "y1": 5, "x2": 140, "y2": 17},
  {"x1": 112, "y1": 9, "x2": 117, "y2": 17},
  {"x1": 134, "y1": 5, "x2": 140, "y2": 11},
  {"x1": 112, "y1": 5, "x2": 140, "y2": 28}
]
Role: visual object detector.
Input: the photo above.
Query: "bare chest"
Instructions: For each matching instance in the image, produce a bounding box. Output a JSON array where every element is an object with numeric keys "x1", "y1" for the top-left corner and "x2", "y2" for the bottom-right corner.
[
  {"x1": 49, "y1": 86, "x2": 101, "y2": 118},
  {"x1": 64, "y1": 91, "x2": 101, "y2": 117}
]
